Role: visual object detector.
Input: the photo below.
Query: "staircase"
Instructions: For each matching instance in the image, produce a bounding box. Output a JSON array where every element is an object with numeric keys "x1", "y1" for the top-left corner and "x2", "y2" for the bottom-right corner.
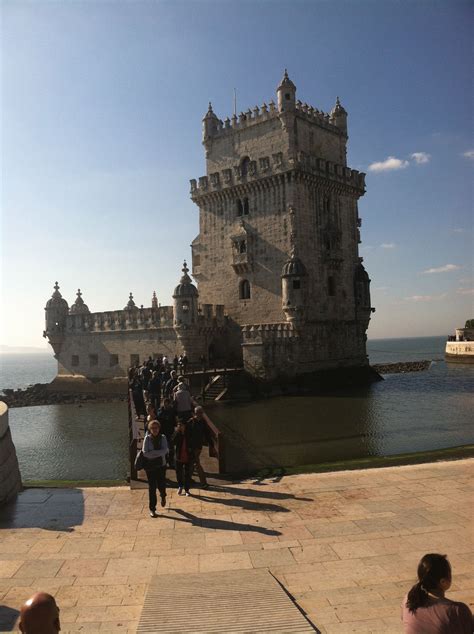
[{"x1": 204, "y1": 374, "x2": 227, "y2": 401}]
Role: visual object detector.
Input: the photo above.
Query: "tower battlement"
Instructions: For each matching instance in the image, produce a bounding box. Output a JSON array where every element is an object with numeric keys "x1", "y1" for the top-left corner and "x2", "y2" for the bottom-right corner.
[{"x1": 190, "y1": 154, "x2": 365, "y2": 198}]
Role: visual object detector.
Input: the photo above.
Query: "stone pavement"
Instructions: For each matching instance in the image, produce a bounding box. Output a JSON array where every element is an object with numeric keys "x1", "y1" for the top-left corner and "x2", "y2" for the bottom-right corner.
[{"x1": 0, "y1": 459, "x2": 472, "y2": 633}]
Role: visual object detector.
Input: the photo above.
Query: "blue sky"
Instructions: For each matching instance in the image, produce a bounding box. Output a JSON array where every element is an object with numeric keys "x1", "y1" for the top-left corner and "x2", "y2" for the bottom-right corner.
[{"x1": 1, "y1": 0, "x2": 472, "y2": 348}]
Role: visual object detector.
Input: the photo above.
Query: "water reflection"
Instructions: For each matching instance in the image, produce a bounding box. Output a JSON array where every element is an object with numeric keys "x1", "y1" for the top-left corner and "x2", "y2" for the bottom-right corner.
[
  {"x1": 210, "y1": 362, "x2": 474, "y2": 472},
  {"x1": 10, "y1": 402, "x2": 128, "y2": 481}
]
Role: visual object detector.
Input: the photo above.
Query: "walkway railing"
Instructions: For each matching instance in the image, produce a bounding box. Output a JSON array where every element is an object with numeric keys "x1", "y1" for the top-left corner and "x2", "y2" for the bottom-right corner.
[{"x1": 128, "y1": 389, "x2": 141, "y2": 481}]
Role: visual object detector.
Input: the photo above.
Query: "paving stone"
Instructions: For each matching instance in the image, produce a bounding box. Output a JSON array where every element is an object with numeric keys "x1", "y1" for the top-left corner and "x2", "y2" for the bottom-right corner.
[{"x1": 0, "y1": 459, "x2": 471, "y2": 631}]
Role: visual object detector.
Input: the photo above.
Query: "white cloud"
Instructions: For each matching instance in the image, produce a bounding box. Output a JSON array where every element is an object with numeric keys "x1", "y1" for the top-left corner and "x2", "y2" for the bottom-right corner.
[
  {"x1": 452, "y1": 228, "x2": 464, "y2": 233},
  {"x1": 462, "y1": 149, "x2": 474, "y2": 160},
  {"x1": 368, "y1": 156, "x2": 409, "y2": 172},
  {"x1": 404, "y1": 294, "x2": 447, "y2": 302},
  {"x1": 380, "y1": 242, "x2": 396, "y2": 249},
  {"x1": 411, "y1": 152, "x2": 431, "y2": 164},
  {"x1": 457, "y1": 288, "x2": 474, "y2": 295},
  {"x1": 421, "y1": 264, "x2": 461, "y2": 274}
]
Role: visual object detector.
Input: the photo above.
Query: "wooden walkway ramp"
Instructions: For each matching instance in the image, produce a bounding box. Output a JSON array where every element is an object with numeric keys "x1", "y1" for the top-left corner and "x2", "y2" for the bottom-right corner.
[{"x1": 137, "y1": 569, "x2": 315, "y2": 633}]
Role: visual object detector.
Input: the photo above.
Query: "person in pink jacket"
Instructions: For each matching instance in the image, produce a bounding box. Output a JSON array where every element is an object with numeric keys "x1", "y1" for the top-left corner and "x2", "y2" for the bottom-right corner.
[{"x1": 401, "y1": 553, "x2": 473, "y2": 633}]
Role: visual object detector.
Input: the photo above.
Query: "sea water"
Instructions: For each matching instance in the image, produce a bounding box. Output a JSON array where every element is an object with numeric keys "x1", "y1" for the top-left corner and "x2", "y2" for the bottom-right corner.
[{"x1": 2, "y1": 336, "x2": 473, "y2": 479}]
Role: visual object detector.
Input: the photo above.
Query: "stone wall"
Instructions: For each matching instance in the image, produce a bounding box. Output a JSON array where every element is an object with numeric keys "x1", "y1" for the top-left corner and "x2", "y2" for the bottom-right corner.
[{"x1": 0, "y1": 402, "x2": 22, "y2": 506}]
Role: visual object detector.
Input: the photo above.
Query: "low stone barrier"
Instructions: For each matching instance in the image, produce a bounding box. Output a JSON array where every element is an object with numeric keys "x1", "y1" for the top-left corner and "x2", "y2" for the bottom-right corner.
[
  {"x1": 1, "y1": 383, "x2": 126, "y2": 408},
  {"x1": 371, "y1": 360, "x2": 432, "y2": 374},
  {"x1": 0, "y1": 401, "x2": 22, "y2": 505}
]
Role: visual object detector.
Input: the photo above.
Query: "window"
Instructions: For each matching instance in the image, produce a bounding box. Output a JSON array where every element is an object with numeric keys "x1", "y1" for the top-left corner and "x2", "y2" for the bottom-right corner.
[
  {"x1": 109, "y1": 354, "x2": 119, "y2": 367},
  {"x1": 182, "y1": 300, "x2": 190, "y2": 313},
  {"x1": 71, "y1": 355, "x2": 79, "y2": 367},
  {"x1": 239, "y1": 279, "x2": 251, "y2": 300},
  {"x1": 239, "y1": 240, "x2": 247, "y2": 254},
  {"x1": 241, "y1": 157, "x2": 250, "y2": 177},
  {"x1": 285, "y1": 93, "x2": 290, "y2": 100},
  {"x1": 89, "y1": 354, "x2": 99, "y2": 367},
  {"x1": 130, "y1": 354, "x2": 140, "y2": 367},
  {"x1": 292, "y1": 279, "x2": 301, "y2": 290},
  {"x1": 236, "y1": 198, "x2": 249, "y2": 216},
  {"x1": 328, "y1": 276, "x2": 336, "y2": 297}
]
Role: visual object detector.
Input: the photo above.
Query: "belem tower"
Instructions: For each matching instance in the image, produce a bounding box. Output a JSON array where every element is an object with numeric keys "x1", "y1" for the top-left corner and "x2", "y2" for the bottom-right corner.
[{"x1": 44, "y1": 71, "x2": 374, "y2": 387}]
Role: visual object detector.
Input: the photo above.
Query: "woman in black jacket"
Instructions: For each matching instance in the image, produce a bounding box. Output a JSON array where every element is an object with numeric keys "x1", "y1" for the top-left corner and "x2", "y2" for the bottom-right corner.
[{"x1": 143, "y1": 420, "x2": 168, "y2": 517}]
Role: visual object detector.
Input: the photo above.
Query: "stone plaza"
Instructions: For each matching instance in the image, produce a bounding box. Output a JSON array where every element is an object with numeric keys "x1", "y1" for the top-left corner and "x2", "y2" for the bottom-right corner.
[{"x1": 1, "y1": 458, "x2": 472, "y2": 632}]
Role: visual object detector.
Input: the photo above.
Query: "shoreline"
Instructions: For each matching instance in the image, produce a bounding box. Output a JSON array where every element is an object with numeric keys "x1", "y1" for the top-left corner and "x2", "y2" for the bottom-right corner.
[
  {"x1": 1, "y1": 360, "x2": 437, "y2": 408},
  {"x1": 20, "y1": 443, "x2": 474, "y2": 488}
]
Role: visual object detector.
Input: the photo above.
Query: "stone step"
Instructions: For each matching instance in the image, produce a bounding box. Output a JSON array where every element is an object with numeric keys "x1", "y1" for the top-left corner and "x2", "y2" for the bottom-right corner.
[{"x1": 137, "y1": 569, "x2": 315, "y2": 633}]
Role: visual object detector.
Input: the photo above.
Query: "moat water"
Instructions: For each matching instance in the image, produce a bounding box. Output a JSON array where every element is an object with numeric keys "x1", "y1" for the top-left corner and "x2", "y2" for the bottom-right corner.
[{"x1": 2, "y1": 336, "x2": 474, "y2": 480}]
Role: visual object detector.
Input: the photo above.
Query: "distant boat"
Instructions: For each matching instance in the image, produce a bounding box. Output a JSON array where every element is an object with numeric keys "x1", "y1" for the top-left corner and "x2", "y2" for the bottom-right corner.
[{"x1": 445, "y1": 322, "x2": 474, "y2": 363}]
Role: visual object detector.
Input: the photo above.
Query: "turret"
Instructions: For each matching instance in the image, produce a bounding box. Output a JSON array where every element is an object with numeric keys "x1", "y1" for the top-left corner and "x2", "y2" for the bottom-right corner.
[
  {"x1": 202, "y1": 102, "x2": 219, "y2": 144},
  {"x1": 69, "y1": 289, "x2": 90, "y2": 315},
  {"x1": 151, "y1": 291, "x2": 158, "y2": 309},
  {"x1": 124, "y1": 293, "x2": 138, "y2": 311},
  {"x1": 173, "y1": 261, "x2": 199, "y2": 327},
  {"x1": 330, "y1": 96, "x2": 348, "y2": 134},
  {"x1": 43, "y1": 282, "x2": 69, "y2": 354},
  {"x1": 277, "y1": 69, "x2": 296, "y2": 113},
  {"x1": 281, "y1": 253, "x2": 307, "y2": 324}
]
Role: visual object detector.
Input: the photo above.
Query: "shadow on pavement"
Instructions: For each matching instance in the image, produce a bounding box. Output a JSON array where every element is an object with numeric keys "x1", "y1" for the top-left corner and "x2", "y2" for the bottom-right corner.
[
  {"x1": 0, "y1": 605, "x2": 20, "y2": 631},
  {"x1": 0, "y1": 488, "x2": 85, "y2": 532},
  {"x1": 168, "y1": 508, "x2": 282, "y2": 536}
]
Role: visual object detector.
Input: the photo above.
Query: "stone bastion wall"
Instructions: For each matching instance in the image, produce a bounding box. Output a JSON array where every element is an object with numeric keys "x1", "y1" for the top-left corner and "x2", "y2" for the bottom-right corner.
[{"x1": 0, "y1": 402, "x2": 22, "y2": 506}]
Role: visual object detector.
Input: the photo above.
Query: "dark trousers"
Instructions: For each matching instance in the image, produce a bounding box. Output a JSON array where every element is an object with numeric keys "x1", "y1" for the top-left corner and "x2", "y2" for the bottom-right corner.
[
  {"x1": 164, "y1": 434, "x2": 175, "y2": 467},
  {"x1": 192, "y1": 448, "x2": 208, "y2": 485},
  {"x1": 145, "y1": 467, "x2": 166, "y2": 511},
  {"x1": 175, "y1": 461, "x2": 192, "y2": 491}
]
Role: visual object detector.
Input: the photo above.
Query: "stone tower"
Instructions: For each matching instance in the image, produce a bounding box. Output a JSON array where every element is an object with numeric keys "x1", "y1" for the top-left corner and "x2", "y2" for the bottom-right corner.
[{"x1": 190, "y1": 71, "x2": 373, "y2": 378}]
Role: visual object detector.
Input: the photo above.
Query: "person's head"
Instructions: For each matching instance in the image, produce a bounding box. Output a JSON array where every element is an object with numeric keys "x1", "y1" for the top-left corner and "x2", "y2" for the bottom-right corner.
[
  {"x1": 163, "y1": 398, "x2": 171, "y2": 408},
  {"x1": 177, "y1": 375, "x2": 184, "y2": 382},
  {"x1": 194, "y1": 406, "x2": 204, "y2": 420},
  {"x1": 147, "y1": 420, "x2": 161, "y2": 436},
  {"x1": 176, "y1": 420, "x2": 186, "y2": 434},
  {"x1": 19, "y1": 592, "x2": 60, "y2": 634},
  {"x1": 146, "y1": 403, "x2": 156, "y2": 414},
  {"x1": 406, "y1": 553, "x2": 452, "y2": 613},
  {"x1": 170, "y1": 370, "x2": 177, "y2": 378}
]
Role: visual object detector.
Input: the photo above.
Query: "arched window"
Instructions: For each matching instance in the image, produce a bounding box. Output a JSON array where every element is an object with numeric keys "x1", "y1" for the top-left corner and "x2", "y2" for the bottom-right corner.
[
  {"x1": 236, "y1": 199, "x2": 243, "y2": 216},
  {"x1": 243, "y1": 197, "x2": 249, "y2": 215},
  {"x1": 239, "y1": 279, "x2": 251, "y2": 300},
  {"x1": 241, "y1": 157, "x2": 250, "y2": 177}
]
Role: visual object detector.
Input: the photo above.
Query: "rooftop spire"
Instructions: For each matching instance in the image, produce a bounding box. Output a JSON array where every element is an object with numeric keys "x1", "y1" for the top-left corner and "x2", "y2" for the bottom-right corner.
[
  {"x1": 180, "y1": 260, "x2": 192, "y2": 283},
  {"x1": 151, "y1": 291, "x2": 158, "y2": 309},
  {"x1": 125, "y1": 292, "x2": 137, "y2": 310}
]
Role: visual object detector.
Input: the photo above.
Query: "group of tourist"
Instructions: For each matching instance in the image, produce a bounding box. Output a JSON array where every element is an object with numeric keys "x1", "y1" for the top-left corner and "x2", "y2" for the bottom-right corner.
[
  {"x1": 129, "y1": 359, "x2": 210, "y2": 518},
  {"x1": 17, "y1": 554, "x2": 473, "y2": 632}
]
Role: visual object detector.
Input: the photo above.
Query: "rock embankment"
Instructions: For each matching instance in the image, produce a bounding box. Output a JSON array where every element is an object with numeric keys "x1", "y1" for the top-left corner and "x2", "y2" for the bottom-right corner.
[
  {"x1": 371, "y1": 360, "x2": 433, "y2": 374},
  {"x1": 1, "y1": 384, "x2": 126, "y2": 408}
]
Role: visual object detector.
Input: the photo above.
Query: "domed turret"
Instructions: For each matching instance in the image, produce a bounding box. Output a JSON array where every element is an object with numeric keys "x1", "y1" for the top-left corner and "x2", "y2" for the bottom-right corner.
[
  {"x1": 277, "y1": 69, "x2": 296, "y2": 113},
  {"x1": 173, "y1": 261, "x2": 198, "y2": 327},
  {"x1": 124, "y1": 293, "x2": 138, "y2": 311},
  {"x1": 202, "y1": 102, "x2": 219, "y2": 143},
  {"x1": 330, "y1": 96, "x2": 348, "y2": 134},
  {"x1": 69, "y1": 289, "x2": 90, "y2": 315},
  {"x1": 44, "y1": 282, "x2": 69, "y2": 334},
  {"x1": 281, "y1": 252, "x2": 307, "y2": 324},
  {"x1": 354, "y1": 262, "x2": 371, "y2": 309}
]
